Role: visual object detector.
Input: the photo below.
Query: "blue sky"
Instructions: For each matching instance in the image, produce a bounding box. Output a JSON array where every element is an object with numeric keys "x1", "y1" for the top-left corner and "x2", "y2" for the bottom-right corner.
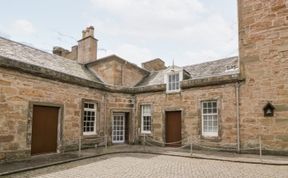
[{"x1": 0, "y1": 0, "x2": 238, "y2": 66}]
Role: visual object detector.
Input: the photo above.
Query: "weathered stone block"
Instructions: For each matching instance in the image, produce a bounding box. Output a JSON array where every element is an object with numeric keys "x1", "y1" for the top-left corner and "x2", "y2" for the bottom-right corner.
[
  {"x1": 275, "y1": 135, "x2": 288, "y2": 142},
  {"x1": 275, "y1": 104, "x2": 288, "y2": 112},
  {"x1": 0, "y1": 135, "x2": 14, "y2": 142},
  {"x1": 0, "y1": 79, "x2": 11, "y2": 86}
]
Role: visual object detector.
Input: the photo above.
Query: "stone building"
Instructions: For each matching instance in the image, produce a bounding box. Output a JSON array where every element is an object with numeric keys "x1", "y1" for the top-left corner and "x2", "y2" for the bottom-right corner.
[{"x1": 0, "y1": 0, "x2": 288, "y2": 161}]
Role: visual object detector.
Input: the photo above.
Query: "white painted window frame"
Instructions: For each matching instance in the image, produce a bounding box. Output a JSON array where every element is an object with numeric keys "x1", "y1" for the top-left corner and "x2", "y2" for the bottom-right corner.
[
  {"x1": 164, "y1": 69, "x2": 183, "y2": 93},
  {"x1": 83, "y1": 102, "x2": 97, "y2": 136},
  {"x1": 141, "y1": 105, "x2": 152, "y2": 134},
  {"x1": 201, "y1": 100, "x2": 218, "y2": 137}
]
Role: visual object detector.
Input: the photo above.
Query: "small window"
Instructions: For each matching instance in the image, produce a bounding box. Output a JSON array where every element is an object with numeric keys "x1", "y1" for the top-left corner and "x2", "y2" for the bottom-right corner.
[
  {"x1": 83, "y1": 102, "x2": 97, "y2": 136},
  {"x1": 167, "y1": 73, "x2": 180, "y2": 92},
  {"x1": 141, "y1": 105, "x2": 152, "y2": 134},
  {"x1": 201, "y1": 101, "x2": 218, "y2": 137}
]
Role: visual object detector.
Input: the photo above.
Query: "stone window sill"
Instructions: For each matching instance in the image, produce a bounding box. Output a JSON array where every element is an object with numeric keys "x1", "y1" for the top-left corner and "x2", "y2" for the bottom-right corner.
[{"x1": 200, "y1": 135, "x2": 222, "y2": 142}]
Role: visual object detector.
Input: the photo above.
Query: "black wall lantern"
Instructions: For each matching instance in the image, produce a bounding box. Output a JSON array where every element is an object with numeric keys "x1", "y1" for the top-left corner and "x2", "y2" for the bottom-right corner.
[{"x1": 263, "y1": 102, "x2": 275, "y2": 117}]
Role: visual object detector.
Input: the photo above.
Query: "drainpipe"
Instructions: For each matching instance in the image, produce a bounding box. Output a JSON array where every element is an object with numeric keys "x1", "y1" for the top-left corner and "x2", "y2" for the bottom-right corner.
[
  {"x1": 133, "y1": 95, "x2": 137, "y2": 143},
  {"x1": 235, "y1": 82, "x2": 241, "y2": 153},
  {"x1": 104, "y1": 93, "x2": 108, "y2": 140}
]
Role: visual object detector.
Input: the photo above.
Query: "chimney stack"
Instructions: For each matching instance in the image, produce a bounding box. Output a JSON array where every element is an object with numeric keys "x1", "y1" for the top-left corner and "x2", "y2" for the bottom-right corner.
[
  {"x1": 141, "y1": 58, "x2": 166, "y2": 71},
  {"x1": 77, "y1": 26, "x2": 98, "y2": 64}
]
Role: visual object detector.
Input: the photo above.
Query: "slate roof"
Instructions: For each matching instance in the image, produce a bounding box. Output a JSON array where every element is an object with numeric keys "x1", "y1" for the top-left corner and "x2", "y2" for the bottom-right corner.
[
  {"x1": 137, "y1": 56, "x2": 239, "y2": 87},
  {"x1": 0, "y1": 37, "x2": 239, "y2": 89},
  {"x1": 0, "y1": 37, "x2": 102, "y2": 83}
]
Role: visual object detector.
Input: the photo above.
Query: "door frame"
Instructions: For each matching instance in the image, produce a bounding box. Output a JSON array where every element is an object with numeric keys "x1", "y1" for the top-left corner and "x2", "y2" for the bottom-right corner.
[
  {"x1": 109, "y1": 109, "x2": 132, "y2": 144},
  {"x1": 28, "y1": 102, "x2": 63, "y2": 155},
  {"x1": 163, "y1": 109, "x2": 183, "y2": 145},
  {"x1": 112, "y1": 113, "x2": 125, "y2": 143}
]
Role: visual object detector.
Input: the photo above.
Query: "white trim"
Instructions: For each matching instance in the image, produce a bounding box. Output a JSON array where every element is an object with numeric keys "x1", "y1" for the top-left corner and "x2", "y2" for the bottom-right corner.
[
  {"x1": 83, "y1": 102, "x2": 97, "y2": 136},
  {"x1": 141, "y1": 105, "x2": 152, "y2": 134},
  {"x1": 164, "y1": 68, "x2": 183, "y2": 93},
  {"x1": 112, "y1": 113, "x2": 125, "y2": 143},
  {"x1": 201, "y1": 101, "x2": 218, "y2": 137}
]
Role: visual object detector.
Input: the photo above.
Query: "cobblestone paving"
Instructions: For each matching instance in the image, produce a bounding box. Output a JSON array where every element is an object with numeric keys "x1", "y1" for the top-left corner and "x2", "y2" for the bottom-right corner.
[{"x1": 7, "y1": 153, "x2": 288, "y2": 178}]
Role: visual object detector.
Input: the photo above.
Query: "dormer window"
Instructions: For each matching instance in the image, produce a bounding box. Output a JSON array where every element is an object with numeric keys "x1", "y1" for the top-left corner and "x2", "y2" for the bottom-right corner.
[
  {"x1": 168, "y1": 73, "x2": 180, "y2": 92},
  {"x1": 164, "y1": 66, "x2": 184, "y2": 93}
]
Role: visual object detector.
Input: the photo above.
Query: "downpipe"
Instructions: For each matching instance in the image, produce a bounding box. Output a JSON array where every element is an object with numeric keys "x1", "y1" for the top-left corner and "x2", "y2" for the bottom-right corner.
[{"x1": 235, "y1": 82, "x2": 241, "y2": 153}]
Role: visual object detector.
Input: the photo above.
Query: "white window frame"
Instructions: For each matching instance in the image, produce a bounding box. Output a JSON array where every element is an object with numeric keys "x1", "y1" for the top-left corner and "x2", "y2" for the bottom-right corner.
[
  {"x1": 165, "y1": 70, "x2": 183, "y2": 93},
  {"x1": 83, "y1": 102, "x2": 97, "y2": 136},
  {"x1": 201, "y1": 100, "x2": 218, "y2": 137},
  {"x1": 112, "y1": 113, "x2": 125, "y2": 143},
  {"x1": 141, "y1": 105, "x2": 152, "y2": 134}
]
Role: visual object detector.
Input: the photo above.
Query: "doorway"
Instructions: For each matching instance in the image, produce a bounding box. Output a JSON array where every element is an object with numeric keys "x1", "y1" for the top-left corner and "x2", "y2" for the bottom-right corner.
[
  {"x1": 165, "y1": 111, "x2": 182, "y2": 147},
  {"x1": 31, "y1": 105, "x2": 59, "y2": 155},
  {"x1": 112, "y1": 113, "x2": 126, "y2": 143}
]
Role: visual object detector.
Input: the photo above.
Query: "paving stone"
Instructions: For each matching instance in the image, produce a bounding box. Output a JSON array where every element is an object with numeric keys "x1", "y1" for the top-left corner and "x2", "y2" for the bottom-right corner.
[{"x1": 7, "y1": 153, "x2": 288, "y2": 178}]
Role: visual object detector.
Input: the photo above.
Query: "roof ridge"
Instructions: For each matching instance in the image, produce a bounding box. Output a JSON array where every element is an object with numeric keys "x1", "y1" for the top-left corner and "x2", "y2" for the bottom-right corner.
[{"x1": 86, "y1": 54, "x2": 150, "y2": 74}]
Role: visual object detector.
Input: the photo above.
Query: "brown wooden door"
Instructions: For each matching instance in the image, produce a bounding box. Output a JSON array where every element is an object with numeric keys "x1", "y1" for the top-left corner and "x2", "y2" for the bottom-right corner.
[
  {"x1": 31, "y1": 105, "x2": 59, "y2": 155},
  {"x1": 165, "y1": 111, "x2": 181, "y2": 147}
]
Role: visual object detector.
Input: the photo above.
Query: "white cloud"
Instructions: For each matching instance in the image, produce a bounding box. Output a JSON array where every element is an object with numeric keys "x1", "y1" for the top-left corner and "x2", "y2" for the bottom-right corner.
[
  {"x1": 10, "y1": 19, "x2": 36, "y2": 35},
  {"x1": 88, "y1": 0, "x2": 238, "y2": 65},
  {"x1": 98, "y1": 43, "x2": 154, "y2": 65},
  {"x1": 181, "y1": 50, "x2": 220, "y2": 65},
  {"x1": 90, "y1": 0, "x2": 205, "y2": 15}
]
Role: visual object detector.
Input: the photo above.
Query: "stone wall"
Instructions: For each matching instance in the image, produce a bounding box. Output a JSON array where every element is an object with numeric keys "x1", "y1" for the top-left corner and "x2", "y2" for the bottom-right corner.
[
  {"x1": 141, "y1": 58, "x2": 166, "y2": 71},
  {"x1": 88, "y1": 56, "x2": 148, "y2": 87},
  {"x1": 135, "y1": 83, "x2": 238, "y2": 149},
  {"x1": 239, "y1": 0, "x2": 288, "y2": 154},
  {"x1": 0, "y1": 67, "x2": 107, "y2": 161},
  {"x1": 0, "y1": 64, "x2": 240, "y2": 161},
  {"x1": 105, "y1": 93, "x2": 135, "y2": 144}
]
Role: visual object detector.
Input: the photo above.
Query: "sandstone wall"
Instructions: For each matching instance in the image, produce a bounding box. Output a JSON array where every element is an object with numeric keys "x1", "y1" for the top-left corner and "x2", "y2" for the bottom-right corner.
[
  {"x1": 0, "y1": 67, "x2": 107, "y2": 160},
  {"x1": 239, "y1": 0, "x2": 288, "y2": 153},
  {"x1": 89, "y1": 57, "x2": 147, "y2": 87},
  {"x1": 135, "y1": 83, "x2": 238, "y2": 149},
  {"x1": 141, "y1": 58, "x2": 166, "y2": 71},
  {"x1": 104, "y1": 93, "x2": 135, "y2": 144}
]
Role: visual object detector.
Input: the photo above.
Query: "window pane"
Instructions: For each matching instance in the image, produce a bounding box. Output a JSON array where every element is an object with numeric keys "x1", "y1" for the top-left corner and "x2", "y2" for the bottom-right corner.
[
  {"x1": 167, "y1": 73, "x2": 180, "y2": 91},
  {"x1": 172, "y1": 82, "x2": 175, "y2": 90},
  {"x1": 176, "y1": 82, "x2": 179, "y2": 90},
  {"x1": 175, "y1": 74, "x2": 179, "y2": 81},
  {"x1": 169, "y1": 83, "x2": 172, "y2": 90},
  {"x1": 208, "y1": 102, "x2": 212, "y2": 108},
  {"x1": 142, "y1": 105, "x2": 151, "y2": 115}
]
